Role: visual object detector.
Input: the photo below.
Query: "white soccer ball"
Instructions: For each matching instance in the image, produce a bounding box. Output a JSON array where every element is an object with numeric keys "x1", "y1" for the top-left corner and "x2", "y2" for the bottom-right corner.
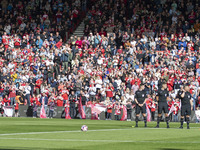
[{"x1": 81, "y1": 125, "x2": 88, "y2": 131}]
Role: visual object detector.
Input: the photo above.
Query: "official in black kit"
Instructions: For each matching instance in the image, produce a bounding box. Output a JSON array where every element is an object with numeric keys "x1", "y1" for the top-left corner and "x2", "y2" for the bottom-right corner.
[
  {"x1": 155, "y1": 82, "x2": 170, "y2": 128},
  {"x1": 179, "y1": 84, "x2": 193, "y2": 129},
  {"x1": 133, "y1": 84, "x2": 147, "y2": 127}
]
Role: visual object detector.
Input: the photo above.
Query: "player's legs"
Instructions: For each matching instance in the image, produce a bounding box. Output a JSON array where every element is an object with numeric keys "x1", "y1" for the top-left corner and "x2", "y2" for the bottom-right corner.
[
  {"x1": 180, "y1": 116, "x2": 184, "y2": 129},
  {"x1": 180, "y1": 107, "x2": 185, "y2": 129},
  {"x1": 186, "y1": 115, "x2": 190, "y2": 129},
  {"x1": 156, "y1": 104, "x2": 163, "y2": 128},
  {"x1": 186, "y1": 107, "x2": 191, "y2": 129},
  {"x1": 142, "y1": 113, "x2": 147, "y2": 127},
  {"x1": 134, "y1": 105, "x2": 140, "y2": 127},
  {"x1": 165, "y1": 113, "x2": 169, "y2": 128},
  {"x1": 164, "y1": 104, "x2": 169, "y2": 128},
  {"x1": 142, "y1": 105, "x2": 147, "y2": 127}
]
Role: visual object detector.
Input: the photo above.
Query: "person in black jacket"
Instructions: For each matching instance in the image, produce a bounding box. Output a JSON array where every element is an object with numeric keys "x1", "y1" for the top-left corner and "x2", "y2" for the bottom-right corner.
[
  {"x1": 47, "y1": 65, "x2": 54, "y2": 84},
  {"x1": 69, "y1": 91, "x2": 77, "y2": 119},
  {"x1": 28, "y1": 76, "x2": 36, "y2": 97},
  {"x1": 61, "y1": 49, "x2": 68, "y2": 71},
  {"x1": 53, "y1": 52, "x2": 61, "y2": 77}
]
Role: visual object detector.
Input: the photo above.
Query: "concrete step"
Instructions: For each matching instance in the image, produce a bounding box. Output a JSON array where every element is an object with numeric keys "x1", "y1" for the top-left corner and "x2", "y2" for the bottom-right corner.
[{"x1": 67, "y1": 17, "x2": 86, "y2": 41}]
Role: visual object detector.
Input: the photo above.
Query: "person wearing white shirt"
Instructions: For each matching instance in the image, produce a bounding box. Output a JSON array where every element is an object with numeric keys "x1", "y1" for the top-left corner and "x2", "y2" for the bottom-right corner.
[
  {"x1": 25, "y1": 82, "x2": 31, "y2": 106},
  {"x1": 97, "y1": 56, "x2": 103, "y2": 65},
  {"x1": 95, "y1": 76, "x2": 102, "y2": 92},
  {"x1": 103, "y1": 76, "x2": 110, "y2": 86},
  {"x1": 115, "y1": 76, "x2": 122, "y2": 89},
  {"x1": 8, "y1": 62, "x2": 15, "y2": 70},
  {"x1": 88, "y1": 83, "x2": 96, "y2": 101}
]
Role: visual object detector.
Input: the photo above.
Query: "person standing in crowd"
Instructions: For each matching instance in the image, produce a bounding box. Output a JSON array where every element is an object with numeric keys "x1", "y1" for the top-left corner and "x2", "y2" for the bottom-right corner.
[
  {"x1": 106, "y1": 101, "x2": 113, "y2": 120},
  {"x1": 179, "y1": 84, "x2": 193, "y2": 129},
  {"x1": 0, "y1": 97, "x2": 4, "y2": 117},
  {"x1": 80, "y1": 90, "x2": 87, "y2": 114},
  {"x1": 155, "y1": 82, "x2": 170, "y2": 128},
  {"x1": 88, "y1": 83, "x2": 96, "y2": 102},
  {"x1": 25, "y1": 82, "x2": 31, "y2": 106},
  {"x1": 3, "y1": 95, "x2": 10, "y2": 106},
  {"x1": 9, "y1": 85, "x2": 16, "y2": 106},
  {"x1": 61, "y1": 49, "x2": 69, "y2": 71},
  {"x1": 69, "y1": 91, "x2": 77, "y2": 119},
  {"x1": 173, "y1": 103, "x2": 179, "y2": 122},
  {"x1": 134, "y1": 84, "x2": 147, "y2": 127},
  {"x1": 150, "y1": 101, "x2": 156, "y2": 121},
  {"x1": 48, "y1": 99, "x2": 55, "y2": 119},
  {"x1": 114, "y1": 101, "x2": 122, "y2": 120},
  {"x1": 39, "y1": 92, "x2": 48, "y2": 113},
  {"x1": 14, "y1": 102, "x2": 19, "y2": 117},
  {"x1": 126, "y1": 100, "x2": 133, "y2": 121},
  {"x1": 32, "y1": 100, "x2": 38, "y2": 118}
]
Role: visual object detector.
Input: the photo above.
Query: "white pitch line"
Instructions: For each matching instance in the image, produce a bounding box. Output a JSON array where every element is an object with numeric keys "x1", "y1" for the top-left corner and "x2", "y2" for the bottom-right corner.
[
  {"x1": 0, "y1": 137, "x2": 199, "y2": 144},
  {"x1": 0, "y1": 129, "x2": 131, "y2": 136},
  {"x1": 0, "y1": 127, "x2": 199, "y2": 136}
]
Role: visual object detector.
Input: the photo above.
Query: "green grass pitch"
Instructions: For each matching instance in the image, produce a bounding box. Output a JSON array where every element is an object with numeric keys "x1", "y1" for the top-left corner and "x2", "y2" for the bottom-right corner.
[{"x1": 0, "y1": 118, "x2": 199, "y2": 150}]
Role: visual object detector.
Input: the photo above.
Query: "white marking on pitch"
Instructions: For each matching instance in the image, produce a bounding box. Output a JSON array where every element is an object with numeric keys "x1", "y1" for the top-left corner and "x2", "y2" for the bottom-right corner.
[
  {"x1": 0, "y1": 129, "x2": 131, "y2": 136},
  {"x1": 0, "y1": 127, "x2": 199, "y2": 136},
  {"x1": 0, "y1": 137, "x2": 199, "y2": 144}
]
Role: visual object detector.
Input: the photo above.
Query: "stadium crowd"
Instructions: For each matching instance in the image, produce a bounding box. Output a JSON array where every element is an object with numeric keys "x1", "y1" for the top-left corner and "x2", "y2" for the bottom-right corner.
[{"x1": 0, "y1": 0, "x2": 200, "y2": 121}]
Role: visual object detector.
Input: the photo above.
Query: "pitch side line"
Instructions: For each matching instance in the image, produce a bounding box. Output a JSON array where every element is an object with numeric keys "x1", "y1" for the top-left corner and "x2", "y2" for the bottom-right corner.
[
  {"x1": 0, "y1": 137, "x2": 200, "y2": 144},
  {"x1": 0, "y1": 127, "x2": 199, "y2": 136}
]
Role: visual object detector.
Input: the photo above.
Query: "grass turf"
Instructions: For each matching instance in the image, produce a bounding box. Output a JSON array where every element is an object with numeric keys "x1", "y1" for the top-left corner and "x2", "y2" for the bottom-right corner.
[{"x1": 0, "y1": 118, "x2": 199, "y2": 150}]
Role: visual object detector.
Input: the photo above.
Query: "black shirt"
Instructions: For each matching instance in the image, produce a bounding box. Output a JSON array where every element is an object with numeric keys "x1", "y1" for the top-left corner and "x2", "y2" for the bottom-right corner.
[
  {"x1": 135, "y1": 90, "x2": 147, "y2": 104},
  {"x1": 156, "y1": 89, "x2": 169, "y2": 102},
  {"x1": 181, "y1": 91, "x2": 191, "y2": 106},
  {"x1": 174, "y1": 80, "x2": 182, "y2": 89},
  {"x1": 81, "y1": 96, "x2": 87, "y2": 105},
  {"x1": 69, "y1": 94, "x2": 76, "y2": 104}
]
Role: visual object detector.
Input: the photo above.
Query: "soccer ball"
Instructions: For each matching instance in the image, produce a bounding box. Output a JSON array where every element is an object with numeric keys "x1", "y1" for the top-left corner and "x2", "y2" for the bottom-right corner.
[{"x1": 81, "y1": 125, "x2": 88, "y2": 131}]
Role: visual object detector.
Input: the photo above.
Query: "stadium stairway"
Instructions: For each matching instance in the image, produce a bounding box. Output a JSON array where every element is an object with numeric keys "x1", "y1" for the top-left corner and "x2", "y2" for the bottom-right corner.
[{"x1": 68, "y1": 20, "x2": 85, "y2": 40}]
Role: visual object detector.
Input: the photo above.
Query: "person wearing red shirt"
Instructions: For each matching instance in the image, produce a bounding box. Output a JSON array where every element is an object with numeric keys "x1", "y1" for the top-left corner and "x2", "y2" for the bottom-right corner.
[
  {"x1": 151, "y1": 101, "x2": 156, "y2": 121},
  {"x1": 146, "y1": 95, "x2": 152, "y2": 110},
  {"x1": 14, "y1": 35, "x2": 21, "y2": 48},
  {"x1": 9, "y1": 87, "x2": 16, "y2": 105},
  {"x1": 114, "y1": 101, "x2": 122, "y2": 120},
  {"x1": 3, "y1": 95, "x2": 10, "y2": 106},
  {"x1": 117, "y1": 46, "x2": 123, "y2": 54},
  {"x1": 56, "y1": 39, "x2": 63, "y2": 49},
  {"x1": 173, "y1": 103, "x2": 179, "y2": 122},
  {"x1": 75, "y1": 37, "x2": 82, "y2": 48},
  {"x1": 106, "y1": 83, "x2": 114, "y2": 101},
  {"x1": 31, "y1": 94, "x2": 40, "y2": 105},
  {"x1": 56, "y1": 93, "x2": 64, "y2": 107},
  {"x1": 62, "y1": 89, "x2": 69, "y2": 106},
  {"x1": 106, "y1": 101, "x2": 113, "y2": 120},
  {"x1": 35, "y1": 78, "x2": 43, "y2": 95},
  {"x1": 78, "y1": 67, "x2": 84, "y2": 75},
  {"x1": 14, "y1": 102, "x2": 19, "y2": 117}
]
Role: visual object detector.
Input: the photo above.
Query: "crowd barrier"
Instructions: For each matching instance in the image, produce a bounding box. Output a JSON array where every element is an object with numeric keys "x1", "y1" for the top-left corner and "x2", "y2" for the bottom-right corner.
[{"x1": 1, "y1": 106, "x2": 198, "y2": 123}]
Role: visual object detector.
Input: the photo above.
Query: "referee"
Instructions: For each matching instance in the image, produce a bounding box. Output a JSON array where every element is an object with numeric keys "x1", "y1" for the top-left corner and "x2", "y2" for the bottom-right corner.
[
  {"x1": 133, "y1": 84, "x2": 147, "y2": 127},
  {"x1": 179, "y1": 84, "x2": 193, "y2": 129},
  {"x1": 155, "y1": 82, "x2": 170, "y2": 128}
]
